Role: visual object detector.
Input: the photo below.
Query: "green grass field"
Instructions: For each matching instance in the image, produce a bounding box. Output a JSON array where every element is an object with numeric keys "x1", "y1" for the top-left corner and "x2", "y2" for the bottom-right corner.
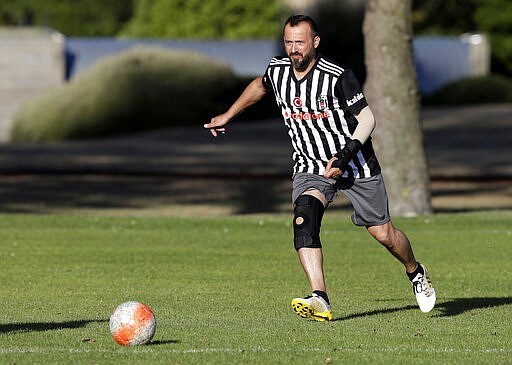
[{"x1": 0, "y1": 211, "x2": 511, "y2": 364}]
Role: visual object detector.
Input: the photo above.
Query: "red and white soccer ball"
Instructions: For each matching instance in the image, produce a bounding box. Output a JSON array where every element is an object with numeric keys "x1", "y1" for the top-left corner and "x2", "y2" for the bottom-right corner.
[{"x1": 109, "y1": 301, "x2": 156, "y2": 346}]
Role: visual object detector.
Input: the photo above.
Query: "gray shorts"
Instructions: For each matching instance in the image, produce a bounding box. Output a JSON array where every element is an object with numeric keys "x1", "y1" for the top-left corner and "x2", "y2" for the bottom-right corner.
[{"x1": 292, "y1": 172, "x2": 391, "y2": 227}]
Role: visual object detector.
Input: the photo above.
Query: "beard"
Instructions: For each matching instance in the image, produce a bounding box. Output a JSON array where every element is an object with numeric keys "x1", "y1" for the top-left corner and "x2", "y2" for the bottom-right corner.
[{"x1": 289, "y1": 49, "x2": 317, "y2": 72}]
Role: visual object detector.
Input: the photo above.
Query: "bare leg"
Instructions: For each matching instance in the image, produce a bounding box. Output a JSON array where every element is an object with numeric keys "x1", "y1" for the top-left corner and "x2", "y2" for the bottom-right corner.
[
  {"x1": 367, "y1": 222, "x2": 418, "y2": 273},
  {"x1": 298, "y1": 248, "x2": 326, "y2": 292}
]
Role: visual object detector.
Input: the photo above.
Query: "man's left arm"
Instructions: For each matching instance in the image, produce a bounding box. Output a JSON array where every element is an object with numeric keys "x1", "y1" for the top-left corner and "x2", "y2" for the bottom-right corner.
[
  {"x1": 324, "y1": 68, "x2": 377, "y2": 179},
  {"x1": 351, "y1": 106, "x2": 376, "y2": 144},
  {"x1": 323, "y1": 106, "x2": 376, "y2": 178}
]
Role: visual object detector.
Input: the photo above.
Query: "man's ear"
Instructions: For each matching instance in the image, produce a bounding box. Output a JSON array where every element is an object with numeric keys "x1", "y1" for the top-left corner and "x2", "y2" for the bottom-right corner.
[{"x1": 313, "y1": 36, "x2": 320, "y2": 49}]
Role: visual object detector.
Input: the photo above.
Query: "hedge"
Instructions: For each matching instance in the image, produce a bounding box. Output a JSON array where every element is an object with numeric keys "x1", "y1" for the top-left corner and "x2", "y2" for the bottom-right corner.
[
  {"x1": 11, "y1": 47, "x2": 241, "y2": 141},
  {"x1": 422, "y1": 74, "x2": 512, "y2": 105}
]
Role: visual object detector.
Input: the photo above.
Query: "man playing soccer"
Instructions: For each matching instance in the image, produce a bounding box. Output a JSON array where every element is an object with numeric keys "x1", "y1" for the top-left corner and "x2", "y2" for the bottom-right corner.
[{"x1": 204, "y1": 15, "x2": 436, "y2": 321}]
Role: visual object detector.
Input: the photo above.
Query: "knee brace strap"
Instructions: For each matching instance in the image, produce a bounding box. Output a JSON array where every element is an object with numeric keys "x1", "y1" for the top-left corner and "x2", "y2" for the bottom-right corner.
[{"x1": 293, "y1": 194, "x2": 325, "y2": 251}]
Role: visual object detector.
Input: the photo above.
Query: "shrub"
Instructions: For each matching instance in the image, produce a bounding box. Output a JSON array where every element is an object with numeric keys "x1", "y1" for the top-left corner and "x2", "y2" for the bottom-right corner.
[
  {"x1": 422, "y1": 74, "x2": 512, "y2": 105},
  {"x1": 11, "y1": 47, "x2": 240, "y2": 141}
]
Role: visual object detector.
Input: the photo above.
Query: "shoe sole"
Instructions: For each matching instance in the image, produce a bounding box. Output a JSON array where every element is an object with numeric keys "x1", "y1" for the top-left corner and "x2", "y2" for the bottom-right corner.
[{"x1": 291, "y1": 298, "x2": 333, "y2": 322}]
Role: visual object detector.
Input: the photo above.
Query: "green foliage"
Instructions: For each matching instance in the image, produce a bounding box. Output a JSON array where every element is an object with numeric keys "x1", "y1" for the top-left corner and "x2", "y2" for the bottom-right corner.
[
  {"x1": 11, "y1": 47, "x2": 239, "y2": 141},
  {"x1": 119, "y1": 0, "x2": 286, "y2": 39},
  {"x1": 412, "y1": 0, "x2": 479, "y2": 35},
  {"x1": 412, "y1": 0, "x2": 512, "y2": 75},
  {"x1": 422, "y1": 74, "x2": 512, "y2": 105},
  {"x1": 473, "y1": 0, "x2": 512, "y2": 75},
  {"x1": 0, "y1": 0, "x2": 134, "y2": 36},
  {"x1": 0, "y1": 212, "x2": 511, "y2": 363}
]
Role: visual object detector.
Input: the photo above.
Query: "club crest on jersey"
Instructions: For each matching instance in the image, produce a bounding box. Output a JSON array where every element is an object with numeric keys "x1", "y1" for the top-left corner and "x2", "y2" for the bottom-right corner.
[
  {"x1": 292, "y1": 97, "x2": 303, "y2": 108},
  {"x1": 317, "y1": 95, "x2": 328, "y2": 111}
]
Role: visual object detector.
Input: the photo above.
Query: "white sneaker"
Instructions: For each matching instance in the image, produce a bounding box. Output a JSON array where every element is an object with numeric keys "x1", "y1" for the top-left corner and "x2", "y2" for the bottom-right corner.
[
  {"x1": 291, "y1": 293, "x2": 333, "y2": 321},
  {"x1": 411, "y1": 264, "x2": 436, "y2": 313}
]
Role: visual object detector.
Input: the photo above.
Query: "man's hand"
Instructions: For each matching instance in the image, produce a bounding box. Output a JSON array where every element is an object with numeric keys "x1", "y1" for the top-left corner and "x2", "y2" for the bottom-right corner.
[
  {"x1": 204, "y1": 113, "x2": 230, "y2": 137},
  {"x1": 203, "y1": 76, "x2": 268, "y2": 137},
  {"x1": 325, "y1": 139, "x2": 362, "y2": 178},
  {"x1": 323, "y1": 157, "x2": 342, "y2": 179}
]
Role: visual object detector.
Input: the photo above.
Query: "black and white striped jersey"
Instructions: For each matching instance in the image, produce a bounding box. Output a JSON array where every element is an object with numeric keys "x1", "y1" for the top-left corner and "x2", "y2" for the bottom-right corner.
[{"x1": 262, "y1": 55, "x2": 381, "y2": 179}]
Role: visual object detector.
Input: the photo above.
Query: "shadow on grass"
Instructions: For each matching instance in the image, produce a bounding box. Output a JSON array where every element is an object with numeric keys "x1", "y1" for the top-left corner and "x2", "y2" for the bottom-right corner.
[
  {"x1": 0, "y1": 319, "x2": 107, "y2": 334},
  {"x1": 332, "y1": 305, "x2": 418, "y2": 321},
  {"x1": 332, "y1": 297, "x2": 512, "y2": 321},
  {"x1": 435, "y1": 297, "x2": 512, "y2": 317},
  {"x1": 150, "y1": 340, "x2": 181, "y2": 346},
  {"x1": 0, "y1": 319, "x2": 182, "y2": 346}
]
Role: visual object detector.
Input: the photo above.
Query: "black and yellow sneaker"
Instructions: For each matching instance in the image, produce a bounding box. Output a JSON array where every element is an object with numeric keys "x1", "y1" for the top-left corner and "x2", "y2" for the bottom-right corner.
[{"x1": 291, "y1": 293, "x2": 333, "y2": 321}]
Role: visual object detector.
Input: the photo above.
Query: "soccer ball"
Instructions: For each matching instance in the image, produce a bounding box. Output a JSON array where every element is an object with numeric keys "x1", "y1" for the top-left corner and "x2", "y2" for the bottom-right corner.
[{"x1": 109, "y1": 301, "x2": 156, "y2": 346}]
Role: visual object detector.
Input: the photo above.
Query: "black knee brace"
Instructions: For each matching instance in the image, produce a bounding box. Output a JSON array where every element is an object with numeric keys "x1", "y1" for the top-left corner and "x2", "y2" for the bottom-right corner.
[{"x1": 293, "y1": 195, "x2": 325, "y2": 251}]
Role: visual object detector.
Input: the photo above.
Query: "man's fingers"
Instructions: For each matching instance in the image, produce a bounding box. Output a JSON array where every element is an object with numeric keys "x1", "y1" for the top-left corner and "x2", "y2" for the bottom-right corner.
[
  {"x1": 323, "y1": 167, "x2": 342, "y2": 179},
  {"x1": 204, "y1": 124, "x2": 226, "y2": 137}
]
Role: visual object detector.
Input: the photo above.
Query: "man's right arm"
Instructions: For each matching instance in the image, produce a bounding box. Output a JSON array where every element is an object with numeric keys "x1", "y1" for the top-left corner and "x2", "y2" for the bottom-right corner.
[{"x1": 204, "y1": 76, "x2": 268, "y2": 137}]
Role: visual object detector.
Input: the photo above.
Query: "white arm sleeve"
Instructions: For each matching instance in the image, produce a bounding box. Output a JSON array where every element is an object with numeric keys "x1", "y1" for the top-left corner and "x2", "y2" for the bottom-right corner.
[{"x1": 351, "y1": 106, "x2": 376, "y2": 144}]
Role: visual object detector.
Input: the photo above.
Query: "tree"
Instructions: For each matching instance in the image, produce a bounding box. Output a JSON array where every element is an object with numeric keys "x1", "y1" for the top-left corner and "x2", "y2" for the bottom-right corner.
[
  {"x1": 473, "y1": 0, "x2": 512, "y2": 76},
  {"x1": 120, "y1": 0, "x2": 286, "y2": 39},
  {"x1": 363, "y1": 0, "x2": 432, "y2": 216},
  {"x1": 0, "y1": 0, "x2": 134, "y2": 36},
  {"x1": 412, "y1": 0, "x2": 479, "y2": 35},
  {"x1": 412, "y1": 0, "x2": 512, "y2": 76}
]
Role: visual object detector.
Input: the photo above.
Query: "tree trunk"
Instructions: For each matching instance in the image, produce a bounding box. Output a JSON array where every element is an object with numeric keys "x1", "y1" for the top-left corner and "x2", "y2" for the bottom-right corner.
[{"x1": 363, "y1": 0, "x2": 432, "y2": 216}]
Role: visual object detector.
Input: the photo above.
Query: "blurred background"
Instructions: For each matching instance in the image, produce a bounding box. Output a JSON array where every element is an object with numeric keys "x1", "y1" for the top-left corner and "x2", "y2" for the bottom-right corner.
[{"x1": 0, "y1": 0, "x2": 510, "y2": 215}]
